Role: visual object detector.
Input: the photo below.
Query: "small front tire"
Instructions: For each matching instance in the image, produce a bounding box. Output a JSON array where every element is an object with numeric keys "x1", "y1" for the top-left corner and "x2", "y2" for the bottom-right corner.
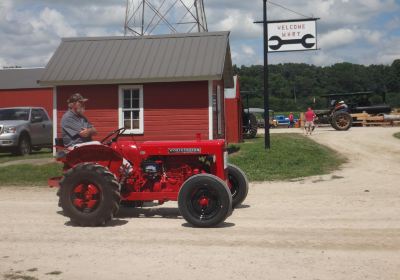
[{"x1": 178, "y1": 174, "x2": 232, "y2": 227}]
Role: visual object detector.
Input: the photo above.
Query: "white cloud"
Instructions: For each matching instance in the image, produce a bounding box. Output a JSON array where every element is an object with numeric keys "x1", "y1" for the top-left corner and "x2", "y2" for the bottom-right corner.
[
  {"x1": 0, "y1": 0, "x2": 399, "y2": 68},
  {"x1": 32, "y1": 7, "x2": 77, "y2": 37},
  {"x1": 363, "y1": 30, "x2": 383, "y2": 45},
  {"x1": 0, "y1": 5, "x2": 78, "y2": 68},
  {"x1": 386, "y1": 16, "x2": 400, "y2": 29},
  {"x1": 212, "y1": 10, "x2": 262, "y2": 40},
  {"x1": 319, "y1": 28, "x2": 360, "y2": 50},
  {"x1": 311, "y1": 51, "x2": 344, "y2": 66}
]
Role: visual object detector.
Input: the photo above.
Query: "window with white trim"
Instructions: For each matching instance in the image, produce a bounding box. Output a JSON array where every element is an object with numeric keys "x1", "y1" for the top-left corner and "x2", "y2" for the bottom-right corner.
[{"x1": 119, "y1": 85, "x2": 144, "y2": 134}]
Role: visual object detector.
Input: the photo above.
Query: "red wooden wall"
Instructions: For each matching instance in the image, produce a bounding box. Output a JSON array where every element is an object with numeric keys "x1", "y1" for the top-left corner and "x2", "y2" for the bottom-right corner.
[
  {"x1": 56, "y1": 81, "x2": 211, "y2": 141},
  {"x1": 57, "y1": 84, "x2": 118, "y2": 139},
  {"x1": 0, "y1": 88, "x2": 54, "y2": 118}
]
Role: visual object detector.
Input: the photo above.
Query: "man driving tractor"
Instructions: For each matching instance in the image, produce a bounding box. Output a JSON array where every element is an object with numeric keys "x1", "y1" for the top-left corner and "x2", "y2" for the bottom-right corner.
[{"x1": 61, "y1": 93, "x2": 97, "y2": 148}]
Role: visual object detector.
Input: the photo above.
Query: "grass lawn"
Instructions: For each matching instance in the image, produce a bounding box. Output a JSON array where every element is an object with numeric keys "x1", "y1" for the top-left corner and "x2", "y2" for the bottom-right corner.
[
  {"x1": 0, "y1": 163, "x2": 62, "y2": 186},
  {"x1": 0, "y1": 134, "x2": 345, "y2": 185},
  {"x1": 229, "y1": 134, "x2": 346, "y2": 181},
  {"x1": 0, "y1": 149, "x2": 53, "y2": 164},
  {"x1": 394, "y1": 132, "x2": 400, "y2": 139}
]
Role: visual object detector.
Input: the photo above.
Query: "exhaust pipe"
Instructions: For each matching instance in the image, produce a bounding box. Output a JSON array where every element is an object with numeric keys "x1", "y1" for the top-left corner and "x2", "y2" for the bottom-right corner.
[{"x1": 383, "y1": 114, "x2": 400, "y2": 121}]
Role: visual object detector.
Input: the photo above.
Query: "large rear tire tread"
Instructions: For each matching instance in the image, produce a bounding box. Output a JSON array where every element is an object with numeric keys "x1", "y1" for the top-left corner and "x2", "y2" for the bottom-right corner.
[
  {"x1": 178, "y1": 174, "x2": 232, "y2": 228},
  {"x1": 228, "y1": 164, "x2": 249, "y2": 208},
  {"x1": 59, "y1": 163, "x2": 120, "y2": 227}
]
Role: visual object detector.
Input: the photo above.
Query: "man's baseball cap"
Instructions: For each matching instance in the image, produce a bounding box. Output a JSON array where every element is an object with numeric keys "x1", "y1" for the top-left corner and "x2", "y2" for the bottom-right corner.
[{"x1": 67, "y1": 93, "x2": 88, "y2": 103}]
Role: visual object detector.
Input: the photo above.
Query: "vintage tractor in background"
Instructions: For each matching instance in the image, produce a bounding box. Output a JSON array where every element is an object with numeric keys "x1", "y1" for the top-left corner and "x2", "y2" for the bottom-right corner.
[
  {"x1": 314, "y1": 91, "x2": 392, "y2": 130},
  {"x1": 49, "y1": 129, "x2": 249, "y2": 228},
  {"x1": 242, "y1": 110, "x2": 258, "y2": 138},
  {"x1": 314, "y1": 103, "x2": 353, "y2": 131}
]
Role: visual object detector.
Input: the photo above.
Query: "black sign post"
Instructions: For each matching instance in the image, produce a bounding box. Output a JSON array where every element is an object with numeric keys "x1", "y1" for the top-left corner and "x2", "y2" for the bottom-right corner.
[
  {"x1": 263, "y1": 0, "x2": 270, "y2": 149},
  {"x1": 255, "y1": 1, "x2": 319, "y2": 149},
  {"x1": 253, "y1": 1, "x2": 270, "y2": 149}
]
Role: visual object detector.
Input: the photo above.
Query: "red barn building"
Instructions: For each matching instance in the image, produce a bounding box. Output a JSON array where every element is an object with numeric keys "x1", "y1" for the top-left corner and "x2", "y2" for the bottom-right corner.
[
  {"x1": 39, "y1": 32, "x2": 234, "y2": 144},
  {"x1": 0, "y1": 68, "x2": 53, "y2": 118}
]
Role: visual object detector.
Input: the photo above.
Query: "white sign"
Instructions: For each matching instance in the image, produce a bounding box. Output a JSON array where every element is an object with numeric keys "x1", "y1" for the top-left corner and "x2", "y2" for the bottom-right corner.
[{"x1": 268, "y1": 20, "x2": 317, "y2": 52}]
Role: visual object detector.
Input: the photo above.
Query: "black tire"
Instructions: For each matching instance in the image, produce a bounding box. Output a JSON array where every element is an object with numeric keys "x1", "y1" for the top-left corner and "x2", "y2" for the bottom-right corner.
[
  {"x1": 243, "y1": 113, "x2": 258, "y2": 139},
  {"x1": 14, "y1": 134, "x2": 31, "y2": 156},
  {"x1": 59, "y1": 163, "x2": 120, "y2": 226},
  {"x1": 331, "y1": 111, "x2": 352, "y2": 131},
  {"x1": 178, "y1": 174, "x2": 232, "y2": 227},
  {"x1": 228, "y1": 164, "x2": 249, "y2": 208}
]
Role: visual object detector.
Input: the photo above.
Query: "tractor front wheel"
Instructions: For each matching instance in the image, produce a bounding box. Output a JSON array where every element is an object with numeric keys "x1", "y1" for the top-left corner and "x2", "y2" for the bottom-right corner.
[
  {"x1": 178, "y1": 174, "x2": 232, "y2": 227},
  {"x1": 59, "y1": 163, "x2": 120, "y2": 226},
  {"x1": 228, "y1": 164, "x2": 249, "y2": 208}
]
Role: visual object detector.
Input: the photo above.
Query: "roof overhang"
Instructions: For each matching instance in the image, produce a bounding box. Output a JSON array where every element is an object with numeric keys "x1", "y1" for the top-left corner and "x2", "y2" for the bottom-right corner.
[{"x1": 39, "y1": 75, "x2": 223, "y2": 87}]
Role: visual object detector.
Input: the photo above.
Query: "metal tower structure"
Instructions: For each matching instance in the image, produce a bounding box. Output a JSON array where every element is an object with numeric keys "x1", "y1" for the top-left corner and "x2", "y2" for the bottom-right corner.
[{"x1": 124, "y1": 0, "x2": 208, "y2": 36}]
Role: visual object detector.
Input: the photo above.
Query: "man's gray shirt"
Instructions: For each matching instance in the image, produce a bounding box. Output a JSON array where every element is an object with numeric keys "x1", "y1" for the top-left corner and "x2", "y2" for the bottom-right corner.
[{"x1": 61, "y1": 110, "x2": 93, "y2": 147}]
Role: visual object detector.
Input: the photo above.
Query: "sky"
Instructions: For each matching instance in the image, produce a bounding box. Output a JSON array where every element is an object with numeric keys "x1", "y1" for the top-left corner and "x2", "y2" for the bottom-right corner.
[{"x1": 0, "y1": 0, "x2": 399, "y2": 69}]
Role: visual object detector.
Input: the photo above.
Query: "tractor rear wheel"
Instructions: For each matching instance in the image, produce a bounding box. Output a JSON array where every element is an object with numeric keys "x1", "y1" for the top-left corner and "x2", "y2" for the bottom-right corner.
[
  {"x1": 331, "y1": 111, "x2": 352, "y2": 131},
  {"x1": 59, "y1": 163, "x2": 120, "y2": 226},
  {"x1": 228, "y1": 164, "x2": 249, "y2": 208},
  {"x1": 243, "y1": 113, "x2": 258, "y2": 139},
  {"x1": 178, "y1": 174, "x2": 232, "y2": 227}
]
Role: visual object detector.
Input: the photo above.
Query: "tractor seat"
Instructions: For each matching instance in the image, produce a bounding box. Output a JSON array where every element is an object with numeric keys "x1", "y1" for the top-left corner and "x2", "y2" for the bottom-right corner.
[{"x1": 54, "y1": 138, "x2": 67, "y2": 160}]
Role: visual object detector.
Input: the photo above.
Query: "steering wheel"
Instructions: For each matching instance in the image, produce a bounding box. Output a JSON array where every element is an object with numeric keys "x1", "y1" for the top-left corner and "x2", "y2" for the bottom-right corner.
[{"x1": 100, "y1": 128, "x2": 126, "y2": 145}]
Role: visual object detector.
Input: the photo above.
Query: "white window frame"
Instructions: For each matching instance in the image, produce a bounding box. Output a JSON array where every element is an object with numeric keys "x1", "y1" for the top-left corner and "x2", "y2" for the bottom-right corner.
[{"x1": 118, "y1": 85, "x2": 144, "y2": 134}]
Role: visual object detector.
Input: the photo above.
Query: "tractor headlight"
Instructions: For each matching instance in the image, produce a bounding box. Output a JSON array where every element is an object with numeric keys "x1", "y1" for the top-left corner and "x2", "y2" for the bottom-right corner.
[{"x1": 4, "y1": 126, "x2": 17, "y2": 134}]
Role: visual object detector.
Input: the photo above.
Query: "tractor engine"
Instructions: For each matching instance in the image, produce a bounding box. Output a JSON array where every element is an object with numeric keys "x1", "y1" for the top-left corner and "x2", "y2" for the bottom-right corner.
[
  {"x1": 121, "y1": 155, "x2": 214, "y2": 197},
  {"x1": 141, "y1": 160, "x2": 162, "y2": 181}
]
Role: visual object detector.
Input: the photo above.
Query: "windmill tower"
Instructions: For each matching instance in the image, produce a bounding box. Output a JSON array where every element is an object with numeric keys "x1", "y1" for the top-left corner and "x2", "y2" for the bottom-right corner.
[{"x1": 124, "y1": 0, "x2": 208, "y2": 36}]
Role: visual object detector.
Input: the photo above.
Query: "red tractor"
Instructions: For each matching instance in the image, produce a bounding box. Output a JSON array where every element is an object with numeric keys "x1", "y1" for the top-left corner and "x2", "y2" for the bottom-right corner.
[{"x1": 49, "y1": 128, "x2": 248, "y2": 227}]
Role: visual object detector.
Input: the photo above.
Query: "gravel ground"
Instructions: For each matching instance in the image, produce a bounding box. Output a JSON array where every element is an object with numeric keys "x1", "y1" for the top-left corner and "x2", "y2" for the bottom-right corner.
[{"x1": 0, "y1": 127, "x2": 399, "y2": 280}]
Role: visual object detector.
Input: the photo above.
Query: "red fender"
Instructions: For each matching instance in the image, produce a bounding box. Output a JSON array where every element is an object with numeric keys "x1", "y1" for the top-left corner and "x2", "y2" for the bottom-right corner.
[{"x1": 66, "y1": 144, "x2": 123, "y2": 175}]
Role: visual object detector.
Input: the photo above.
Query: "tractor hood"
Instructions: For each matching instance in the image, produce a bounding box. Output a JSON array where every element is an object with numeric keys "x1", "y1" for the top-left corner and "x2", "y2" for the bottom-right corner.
[{"x1": 137, "y1": 139, "x2": 226, "y2": 156}]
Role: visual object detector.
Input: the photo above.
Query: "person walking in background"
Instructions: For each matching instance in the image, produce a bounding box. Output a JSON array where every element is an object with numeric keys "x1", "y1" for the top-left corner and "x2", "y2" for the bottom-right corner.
[
  {"x1": 304, "y1": 107, "x2": 316, "y2": 135},
  {"x1": 288, "y1": 112, "x2": 295, "y2": 128}
]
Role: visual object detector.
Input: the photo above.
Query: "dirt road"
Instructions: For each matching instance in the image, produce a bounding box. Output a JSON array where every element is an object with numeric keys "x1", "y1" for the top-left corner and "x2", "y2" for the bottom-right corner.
[{"x1": 1, "y1": 127, "x2": 399, "y2": 280}]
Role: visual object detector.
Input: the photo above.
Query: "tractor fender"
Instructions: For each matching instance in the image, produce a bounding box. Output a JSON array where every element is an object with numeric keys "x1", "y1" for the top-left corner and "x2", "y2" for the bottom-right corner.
[{"x1": 65, "y1": 144, "x2": 123, "y2": 174}]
